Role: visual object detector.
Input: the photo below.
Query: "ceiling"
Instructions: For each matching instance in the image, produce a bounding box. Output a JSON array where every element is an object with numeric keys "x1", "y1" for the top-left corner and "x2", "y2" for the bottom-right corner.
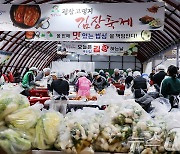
[{"x1": 0, "y1": 0, "x2": 179, "y2": 74}]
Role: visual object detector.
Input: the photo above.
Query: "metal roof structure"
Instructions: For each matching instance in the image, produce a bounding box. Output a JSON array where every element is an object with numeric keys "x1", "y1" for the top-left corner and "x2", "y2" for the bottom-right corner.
[{"x1": 0, "y1": 0, "x2": 179, "y2": 75}]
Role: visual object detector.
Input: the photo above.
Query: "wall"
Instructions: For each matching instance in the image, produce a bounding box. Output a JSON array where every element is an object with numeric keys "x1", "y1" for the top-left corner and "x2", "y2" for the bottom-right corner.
[{"x1": 65, "y1": 55, "x2": 142, "y2": 71}]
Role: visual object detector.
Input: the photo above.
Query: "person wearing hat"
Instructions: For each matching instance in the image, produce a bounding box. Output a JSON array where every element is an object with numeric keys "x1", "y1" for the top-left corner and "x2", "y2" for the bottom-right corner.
[
  {"x1": 75, "y1": 72, "x2": 91, "y2": 98},
  {"x1": 111, "y1": 68, "x2": 123, "y2": 83},
  {"x1": 50, "y1": 71, "x2": 69, "y2": 98},
  {"x1": 47, "y1": 71, "x2": 57, "y2": 92},
  {"x1": 160, "y1": 65, "x2": 180, "y2": 108},
  {"x1": 152, "y1": 65, "x2": 166, "y2": 88},
  {"x1": 50, "y1": 71, "x2": 69, "y2": 115},
  {"x1": 132, "y1": 71, "x2": 147, "y2": 98},
  {"x1": 35, "y1": 68, "x2": 51, "y2": 81},
  {"x1": 99, "y1": 70, "x2": 106, "y2": 78},
  {"x1": 21, "y1": 67, "x2": 40, "y2": 96},
  {"x1": 92, "y1": 72, "x2": 109, "y2": 93}
]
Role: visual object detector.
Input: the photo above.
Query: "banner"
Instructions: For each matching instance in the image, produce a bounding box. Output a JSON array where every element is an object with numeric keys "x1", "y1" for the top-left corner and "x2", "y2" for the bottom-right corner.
[
  {"x1": 25, "y1": 30, "x2": 151, "y2": 42},
  {"x1": 0, "y1": 2, "x2": 164, "y2": 31},
  {"x1": 0, "y1": 50, "x2": 12, "y2": 66},
  {"x1": 59, "y1": 42, "x2": 138, "y2": 56}
]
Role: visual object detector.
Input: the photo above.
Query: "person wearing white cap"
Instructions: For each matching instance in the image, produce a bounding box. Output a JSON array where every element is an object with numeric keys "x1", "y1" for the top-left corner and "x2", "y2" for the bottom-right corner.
[
  {"x1": 132, "y1": 71, "x2": 147, "y2": 98},
  {"x1": 49, "y1": 71, "x2": 69, "y2": 115},
  {"x1": 21, "y1": 67, "x2": 40, "y2": 96},
  {"x1": 47, "y1": 71, "x2": 57, "y2": 92},
  {"x1": 35, "y1": 68, "x2": 51, "y2": 81},
  {"x1": 92, "y1": 72, "x2": 109, "y2": 92},
  {"x1": 75, "y1": 72, "x2": 91, "y2": 98},
  {"x1": 153, "y1": 64, "x2": 166, "y2": 89},
  {"x1": 111, "y1": 68, "x2": 123, "y2": 83},
  {"x1": 99, "y1": 69, "x2": 106, "y2": 78}
]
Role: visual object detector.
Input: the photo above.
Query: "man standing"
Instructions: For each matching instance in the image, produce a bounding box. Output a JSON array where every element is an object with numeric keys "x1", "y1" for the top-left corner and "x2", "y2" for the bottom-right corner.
[
  {"x1": 153, "y1": 65, "x2": 166, "y2": 87},
  {"x1": 132, "y1": 71, "x2": 147, "y2": 98},
  {"x1": 50, "y1": 72, "x2": 69, "y2": 115}
]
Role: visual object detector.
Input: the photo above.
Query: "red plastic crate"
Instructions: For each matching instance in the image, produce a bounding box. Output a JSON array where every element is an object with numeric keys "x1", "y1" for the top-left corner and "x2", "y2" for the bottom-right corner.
[
  {"x1": 113, "y1": 83, "x2": 125, "y2": 91},
  {"x1": 29, "y1": 89, "x2": 49, "y2": 97},
  {"x1": 29, "y1": 97, "x2": 50, "y2": 106}
]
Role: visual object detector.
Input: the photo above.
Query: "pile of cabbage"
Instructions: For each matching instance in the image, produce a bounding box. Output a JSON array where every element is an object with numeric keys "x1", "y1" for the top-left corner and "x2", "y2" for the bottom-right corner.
[
  {"x1": 0, "y1": 90, "x2": 180, "y2": 154},
  {"x1": 0, "y1": 91, "x2": 62, "y2": 154}
]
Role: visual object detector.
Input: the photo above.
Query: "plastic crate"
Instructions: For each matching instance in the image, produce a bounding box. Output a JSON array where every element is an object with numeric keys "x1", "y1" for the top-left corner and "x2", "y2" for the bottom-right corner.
[
  {"x1": 113, "y1": 83, "x2": 125, "y2": 90},
  {"x1": 29, "y1": 97, "x2": 50, "y2": 106},
  {"x1": 29, "y1": 89, "x2": 49, "y2": 97}
]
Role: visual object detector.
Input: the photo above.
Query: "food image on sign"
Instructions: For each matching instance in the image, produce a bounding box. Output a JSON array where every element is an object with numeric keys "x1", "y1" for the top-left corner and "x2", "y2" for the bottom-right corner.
[
  {"x1": 25, "y1": 31, "x2": 35, "y2": 39},
  {"x1": 14, "y1": 5, "x2": 25, "y2": 24},
  {"x1": 147, "y1": 5, "x2": 164, "y2": 13},
  {"x1": 123, "y1": 44, "x2": 138, "y2": 56},
  {"x1": 10, "y1": 5, "x2": 41, "y2": 28},
  {"x1": 139, "y1": 15, "x2": 155, "y2": 24},
  {"x1": 147, "y1": 5, "x2": 159, "y2": 13},
  {"x1": 149, "y1": 18, "x2": 163, "y2": 29}
]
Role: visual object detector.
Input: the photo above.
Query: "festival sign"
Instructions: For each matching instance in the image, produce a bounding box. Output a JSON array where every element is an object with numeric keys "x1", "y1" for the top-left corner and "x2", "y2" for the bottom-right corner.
[
  {"x1": 25, "y1": 31, "x2": 151, "y2": 42},
  {"x1": 59, "y1": 42, "x2": 138, "y2": 56},
  {"x1": 0, "y1": 2, "x2": 164, "y2": 31}
]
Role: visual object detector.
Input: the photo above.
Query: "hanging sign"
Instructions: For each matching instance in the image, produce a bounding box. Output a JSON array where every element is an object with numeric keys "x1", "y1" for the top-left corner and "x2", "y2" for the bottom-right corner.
[
  {"x1": 25, "y1": 30, "x2": 151, "y2": 42},
  {"x1": 59, "y1": 42, "x2": 138, "y2": 56},
  {"x1": 0, "y1": 50, "x2": 12, "y2": 66},
  {"x1": 0, "y1": 2, "x2": 164, "y2": 31}
]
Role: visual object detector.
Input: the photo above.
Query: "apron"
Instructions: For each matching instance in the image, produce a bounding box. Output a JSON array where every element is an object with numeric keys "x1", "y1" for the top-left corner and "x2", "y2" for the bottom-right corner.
[{"x1": 50, "y1": 90, "x2": 68, "y2": 115}]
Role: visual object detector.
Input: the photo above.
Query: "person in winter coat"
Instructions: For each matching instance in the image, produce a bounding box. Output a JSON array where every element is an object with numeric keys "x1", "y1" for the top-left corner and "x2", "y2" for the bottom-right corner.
[
  {"x1": 14, "y1": 70, "x2": 21, "y2": 83},
  {"x1": 160, "y1": 65, "x2": 180, "y2": 108},
  {"x1": 76, "y1": 72, "x2": 91, "y2": 98},
  {"x1": 92, "y1": 72, "x2": 109, "y2": 92},
  {"x1": 6, "y1": 70, "x2": 14, "y2": 83},
  {"x1": 99, "y1": 70, "x2": 106, "y2": 78},
  {"x1": 125, "y1": 72, "x2": 134, "y2": 89},
  {"x1": 21, "y1": 67, "x2": 40, "y2": 96},
  {"x1": 132, "y1": 71, "x2": 147, "y2": 98},
  {"x1": 50, "y1": 72, "x2": 69, "y2": 98},
  {"x1": 50, "y1": 72, "x2": 69, "y2": 115},
  {"x1": 111, "y1": 68, "x2": 122, "y2": 83},
  {"x1": 153, "y1": 65, "x2": 166, "y2": 88}
]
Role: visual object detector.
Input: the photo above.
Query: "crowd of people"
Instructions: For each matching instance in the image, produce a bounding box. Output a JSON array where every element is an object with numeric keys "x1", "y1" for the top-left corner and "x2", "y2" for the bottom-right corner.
[{"x1": 0, "y1": 64, "x2": 180, "y2": 109}]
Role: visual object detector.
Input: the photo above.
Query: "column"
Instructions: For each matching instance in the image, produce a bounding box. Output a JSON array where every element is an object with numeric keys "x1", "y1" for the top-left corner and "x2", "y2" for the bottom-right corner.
[{"x1": 176, "y1": 45, "x2": 179, "y2": 68}]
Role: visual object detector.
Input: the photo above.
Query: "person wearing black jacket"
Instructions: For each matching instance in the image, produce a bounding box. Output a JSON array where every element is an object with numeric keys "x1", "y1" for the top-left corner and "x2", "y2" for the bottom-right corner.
[
  {"x1": 92, "y1": 72, "x2": 109, "y2": 92},
  {"x1": 125, "y1": 72, "x2": 134, "y2": 88},
  {"x1": 50, "y1": 72, "x2": 69, "y2": 98},
  {"x1": 132, "y1": 71, "x2": 147, "y2": 98},
  {"x1": 99, "y1": 70, "x2": 106, "y2": 78},
  {"x1": 153, "y1": 65, "x2": 166, "y2": 88},
  {"x1": 50, "y1": 72, "x2": 69, "y2": 115}
]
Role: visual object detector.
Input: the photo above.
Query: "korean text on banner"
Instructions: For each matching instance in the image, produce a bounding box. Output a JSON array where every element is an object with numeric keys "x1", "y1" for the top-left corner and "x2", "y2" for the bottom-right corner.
[
  {"x1": 25, "y1": 31, "x2": 151, "y2": 42},
  {"x1": 0, "y1": 2, "x2": 164, "y2": 31},
  {"x1": 60, "y1": 42, "x2": 138, "y2": 56}
]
